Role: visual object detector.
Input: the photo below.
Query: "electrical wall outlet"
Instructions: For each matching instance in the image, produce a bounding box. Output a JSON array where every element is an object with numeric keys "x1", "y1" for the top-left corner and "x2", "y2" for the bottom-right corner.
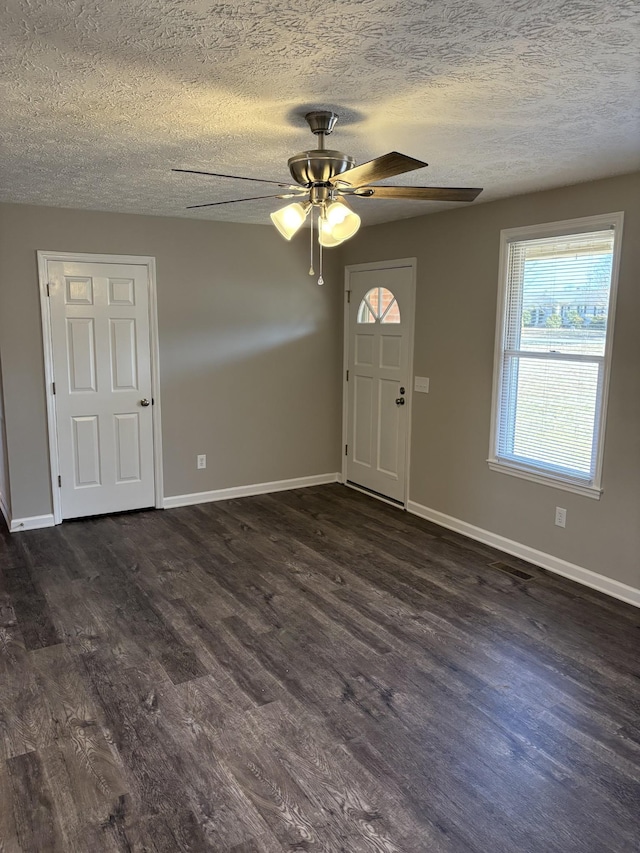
[
  {"x1": 555, "y1": 507, "x2": 566, "y2": 528},
  {"x1": 197, "y1": 454, "x2": 207, "y2": 470},
  {"x1": 414, "y1": 376, "x2": 430, "y2": 393}
]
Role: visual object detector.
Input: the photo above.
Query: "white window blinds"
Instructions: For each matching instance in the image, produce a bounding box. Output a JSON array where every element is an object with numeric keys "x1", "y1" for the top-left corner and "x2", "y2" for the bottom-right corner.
[{"x1": 493, "y1": 224, "x2": 618, "y2": 489}]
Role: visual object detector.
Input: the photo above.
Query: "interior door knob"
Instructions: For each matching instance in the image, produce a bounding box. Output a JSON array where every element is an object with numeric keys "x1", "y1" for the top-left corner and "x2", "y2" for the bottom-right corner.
[
  {"x1": 395, "y1": 397, "x2": 405, "y2": 405},
  {"x1": 140, "y1": 398, "x2": 150, "y2": 407}
]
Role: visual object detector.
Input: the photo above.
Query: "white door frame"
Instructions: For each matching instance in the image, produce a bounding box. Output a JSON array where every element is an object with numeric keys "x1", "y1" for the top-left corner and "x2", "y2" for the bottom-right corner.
[
  {"x1": 37, "y1": 251, "x2": 164, "y2": 525},
  {"x1": 342, "y1": 257, "x2": 417, "y2": 508}
]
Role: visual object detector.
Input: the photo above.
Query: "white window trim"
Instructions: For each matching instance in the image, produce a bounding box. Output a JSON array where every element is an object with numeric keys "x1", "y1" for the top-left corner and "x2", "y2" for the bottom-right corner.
[{"x1": 488, "y1": 212, "x2": 624, "y2": 500}]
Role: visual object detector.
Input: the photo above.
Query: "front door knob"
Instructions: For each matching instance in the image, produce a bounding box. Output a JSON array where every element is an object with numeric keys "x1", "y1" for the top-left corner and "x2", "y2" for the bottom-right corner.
[
  {"x1": 140, "y1": 398, "x2": 150, "y2": 407},
  {"x1": 395, "y1": 397, "x2": 405, "y2": 405}
]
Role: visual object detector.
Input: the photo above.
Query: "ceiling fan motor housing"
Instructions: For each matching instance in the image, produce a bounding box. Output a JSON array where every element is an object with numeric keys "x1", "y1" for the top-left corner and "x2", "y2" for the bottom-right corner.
[{"x1": 288, "y1": 149, "x2": 356, "y2": 187}]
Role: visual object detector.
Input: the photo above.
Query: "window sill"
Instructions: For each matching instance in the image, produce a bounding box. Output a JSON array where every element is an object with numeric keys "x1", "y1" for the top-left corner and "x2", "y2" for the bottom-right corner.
[{"x1": 487, "y1": 460, "x2": 602, "y2": 499}]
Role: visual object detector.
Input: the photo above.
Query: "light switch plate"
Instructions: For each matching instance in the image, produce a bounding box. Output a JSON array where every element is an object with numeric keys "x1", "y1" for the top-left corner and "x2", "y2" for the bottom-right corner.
[{"x1": 414, "y1": 376, "x2": 430, "y2": 393}]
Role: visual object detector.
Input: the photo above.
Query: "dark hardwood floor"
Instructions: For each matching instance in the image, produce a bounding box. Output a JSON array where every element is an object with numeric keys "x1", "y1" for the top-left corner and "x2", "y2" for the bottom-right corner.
[{"x1": 0, "y1": 484, "x2": 639, "y2": 852}]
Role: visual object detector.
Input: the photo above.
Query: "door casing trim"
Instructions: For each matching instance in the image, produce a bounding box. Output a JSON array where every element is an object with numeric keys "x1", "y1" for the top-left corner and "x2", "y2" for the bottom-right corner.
[
  {"x1": 37, "y1": 251, "x2": 164, "y2": 525},
  {"x1": 342, "y1": 257, "x2": 417, "y2": 508}
]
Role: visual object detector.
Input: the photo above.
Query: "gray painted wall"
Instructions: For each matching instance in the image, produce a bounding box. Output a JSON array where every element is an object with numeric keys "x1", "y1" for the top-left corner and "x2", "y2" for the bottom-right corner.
[
  {"x1": 340, "y1": 172, "x2": 640, "y2": 590},
  {"x1": 1, "y1": 174, "x2": 638, "y2": 595},
  {"x1": 0, "y1": 204, "x2": 343, "y2": 520}
]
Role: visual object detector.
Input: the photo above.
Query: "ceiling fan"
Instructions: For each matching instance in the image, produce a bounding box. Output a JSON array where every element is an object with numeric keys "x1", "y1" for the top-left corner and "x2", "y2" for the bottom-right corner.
[{"x1": 174, "y1": 110, "x2": 482, "y2": 283}]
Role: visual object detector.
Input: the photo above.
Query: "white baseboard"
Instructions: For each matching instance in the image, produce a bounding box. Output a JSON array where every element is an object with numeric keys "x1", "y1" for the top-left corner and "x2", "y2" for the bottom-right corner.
[
  {"x1": 407, "y1": 500, "x2": 640, "y2": 609},
  {"x1": 9, "y1": 513, "x2": 56, "y2": 533},
  {"x1": 163, "y1": 472, "x2": 341, "y2": 510}
]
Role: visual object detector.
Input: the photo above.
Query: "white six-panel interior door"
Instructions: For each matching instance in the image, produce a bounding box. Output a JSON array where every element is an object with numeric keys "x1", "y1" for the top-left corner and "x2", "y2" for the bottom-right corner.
[
  {"x1": 344, "y1": 260, "x2": 415, "y2": 504},
  {"x1": 41, "y1": 254, "x2": 161, "y2": 520}
]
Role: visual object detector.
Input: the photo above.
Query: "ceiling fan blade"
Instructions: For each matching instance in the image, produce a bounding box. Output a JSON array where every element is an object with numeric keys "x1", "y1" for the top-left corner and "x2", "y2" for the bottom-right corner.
[
  {"x1": 186, "y1": 193, "x2": 297, "y2": 209},
  {"x1": 173, "y1": 168, "x2": 298, "y2": 189},
  {"x1": 354, "y1": 185, "x2": 483, "y2": 202},
  {"x1": 329, "y1": 152, "x2": 428, "y2": 188}
]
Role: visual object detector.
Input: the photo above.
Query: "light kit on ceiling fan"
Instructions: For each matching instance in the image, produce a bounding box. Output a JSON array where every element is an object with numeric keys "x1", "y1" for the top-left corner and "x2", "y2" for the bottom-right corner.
[
  {"x1": 317, "y1": 214, "x2": 343, "y2": 248},
  {"x1": 270, "y1": 196, "x2": 360, "y2": 258},
  {"x1": 269, "y1": 200, "x2": 311, "y2": 240},
  {"x1": 174, "y1": 109, "x2": 483, "y2": 284},
  {"x1": 324, "y1": 199, "x2": 361, "y2": 242}
]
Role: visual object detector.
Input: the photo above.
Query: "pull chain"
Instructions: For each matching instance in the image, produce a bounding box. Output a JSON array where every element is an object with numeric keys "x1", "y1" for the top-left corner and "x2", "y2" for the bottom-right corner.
[
  {"x1": 317, "y1": 207, "x2": 324, "y2": 286},
  {"x1": 308, "y1": 207, "x2": 314, "y2": 276}
]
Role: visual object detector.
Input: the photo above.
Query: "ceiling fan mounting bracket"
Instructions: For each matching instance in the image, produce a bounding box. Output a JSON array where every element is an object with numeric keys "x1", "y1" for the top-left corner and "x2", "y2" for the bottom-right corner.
[{"x1": 304, "y1": 111, "x2": 338, "y2": 137}]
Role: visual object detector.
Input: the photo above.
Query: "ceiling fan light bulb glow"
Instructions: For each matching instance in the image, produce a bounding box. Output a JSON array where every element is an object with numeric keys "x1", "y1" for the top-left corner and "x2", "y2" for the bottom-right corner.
[
  {"x1": 325, "y1": 200, "x2": 349, "y2": 226},
  {"x1": 270, "y1": 202, "x2": 310, "y2": 240}
]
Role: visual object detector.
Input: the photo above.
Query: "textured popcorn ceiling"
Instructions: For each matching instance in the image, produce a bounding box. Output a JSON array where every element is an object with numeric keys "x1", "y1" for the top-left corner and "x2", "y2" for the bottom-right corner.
[{"x1": 1, "y1": 0, "x2": 639, "y2": 226}]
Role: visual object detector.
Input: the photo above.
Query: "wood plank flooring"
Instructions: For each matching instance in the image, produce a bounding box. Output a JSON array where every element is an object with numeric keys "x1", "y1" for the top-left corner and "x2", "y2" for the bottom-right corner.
[{"x1": 0, "y1": 483, "x2": 639, "y2": 852}]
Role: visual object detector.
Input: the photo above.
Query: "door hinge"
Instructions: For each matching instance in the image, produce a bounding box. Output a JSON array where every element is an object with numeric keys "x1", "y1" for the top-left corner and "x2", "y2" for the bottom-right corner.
[
  {"x1": 58, "y1": 475, "x2": 62, "y2": 487},
  {"x1": 346, "y1": 290, "x2": 351, "y2": 303},
  {"x1": 52, "y1": 382, "x2": 56, "y2": 395},
  {"x1": 46, "y1": 283, "x2": 51, "y2": 297},
  {"x1": 345, "y1": 444, "x2": 348, "y2": 456},
  {"x1": 346, "y1": 369, "x2": 349, "y2": 381}
]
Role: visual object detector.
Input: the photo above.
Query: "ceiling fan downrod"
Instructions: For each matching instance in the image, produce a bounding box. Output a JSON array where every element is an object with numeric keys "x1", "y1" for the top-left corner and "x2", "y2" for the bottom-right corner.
[{"x1": 303, "y1": 110, "x2": 338, "y2": 150}]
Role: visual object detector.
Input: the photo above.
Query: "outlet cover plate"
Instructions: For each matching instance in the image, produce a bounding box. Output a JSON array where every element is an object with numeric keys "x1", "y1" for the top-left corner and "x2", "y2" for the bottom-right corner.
[{"x1": 197, "y1": 454, "x2": 207, "y2": 469}]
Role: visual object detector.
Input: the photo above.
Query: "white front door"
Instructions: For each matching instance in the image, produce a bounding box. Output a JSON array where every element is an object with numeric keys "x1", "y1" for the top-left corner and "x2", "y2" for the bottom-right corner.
[
  {"x1": 47, "y1": 259, "x2": 156, "y2": 519},
  {"x1": 345, "y1": 262, "x2": 414, "y2": 503}
]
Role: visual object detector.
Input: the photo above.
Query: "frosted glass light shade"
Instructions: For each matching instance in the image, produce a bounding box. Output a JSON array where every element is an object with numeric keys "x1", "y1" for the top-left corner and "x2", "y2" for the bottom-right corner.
[
  {"x1": 270, "y1": 202, "x2": 310, "y2": 240},
  {"x1": 318, "y1": 200, "x2": 361, "y2": 246},
  {"x1": 331, "y1": 205, "x2": 361, "y2": 241},
  {"x1": 318, "y1": 216, "x2": 344, "y2": 247}
]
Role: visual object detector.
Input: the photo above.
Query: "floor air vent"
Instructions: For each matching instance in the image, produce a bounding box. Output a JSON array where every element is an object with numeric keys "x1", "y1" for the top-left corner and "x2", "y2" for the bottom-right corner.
[{"x1": 488, "y1": 561, "x2": 534, "y2": 581}]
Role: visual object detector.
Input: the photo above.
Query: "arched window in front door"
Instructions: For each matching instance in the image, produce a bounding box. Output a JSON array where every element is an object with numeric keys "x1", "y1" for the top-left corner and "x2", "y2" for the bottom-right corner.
[{"x1": 357, "y1": 287, "x2": 401, "y2": 324}]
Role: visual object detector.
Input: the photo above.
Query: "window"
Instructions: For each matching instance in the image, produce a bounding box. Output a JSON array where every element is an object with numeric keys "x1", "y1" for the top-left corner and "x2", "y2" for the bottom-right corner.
[
  {"x1": 357, "y1": 287, "x2": 401, "y2": 324},
  {"x1": 489, "y1": 213, "x2": 623, "y2": 498}
]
